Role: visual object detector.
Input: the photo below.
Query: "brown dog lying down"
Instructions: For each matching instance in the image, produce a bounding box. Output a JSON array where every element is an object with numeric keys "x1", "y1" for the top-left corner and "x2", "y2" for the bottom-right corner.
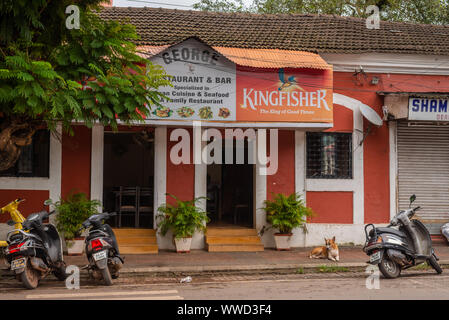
[{"x1": 309, "y1": 237, "x2": 340, "y2": 262}]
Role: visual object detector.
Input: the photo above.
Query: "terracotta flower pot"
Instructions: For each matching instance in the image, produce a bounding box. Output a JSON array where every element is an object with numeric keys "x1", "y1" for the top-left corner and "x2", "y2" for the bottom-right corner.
[
  {"x1": 174, "y1": 237, "x2": 192, "y2": 253},
  {"x1": 67, "y1": 237, "x2": 85, "y2": 256},
  {"x1": 274, "y1": 233, "x2": 292, "y2": 251}
]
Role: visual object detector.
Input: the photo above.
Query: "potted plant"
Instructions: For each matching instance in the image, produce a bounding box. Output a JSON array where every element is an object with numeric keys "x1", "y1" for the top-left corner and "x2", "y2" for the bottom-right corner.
[
  {"x1": 156, "y1": 194, "x2": 209, "y2": 253},
  {"x1": 50, "y1": 192, "x2": 102, "y2": 255},
  {"x1": 263, "y1": 192, "x2": 314, "y2": 250}
]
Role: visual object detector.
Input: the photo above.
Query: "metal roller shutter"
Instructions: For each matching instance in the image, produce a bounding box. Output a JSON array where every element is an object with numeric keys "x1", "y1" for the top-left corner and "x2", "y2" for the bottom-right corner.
[{"x1": 397, "y1": 121, "x2": 449, "y2": 234}]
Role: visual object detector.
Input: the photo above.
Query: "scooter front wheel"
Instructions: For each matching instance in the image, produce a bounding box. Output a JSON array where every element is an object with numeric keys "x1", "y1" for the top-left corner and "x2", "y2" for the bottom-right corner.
[
  {"x1": 428, "y1": 256, "x2": 443, "y2": 274},
  {"x1": 379, "y1": 257, "x2": 401, "y2": 279}
]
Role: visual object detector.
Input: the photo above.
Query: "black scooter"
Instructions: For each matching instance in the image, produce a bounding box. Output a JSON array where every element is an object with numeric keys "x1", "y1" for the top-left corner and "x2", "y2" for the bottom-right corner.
[
  {"x1": 363, "y1": 194, "x2": 442, "y2": 278},
  {"x1": 4, "y1": 208, "x2": 67, "y2": 289},
  {"x1": 79, "y1": 212, "x2": 123, "y2": 286}
]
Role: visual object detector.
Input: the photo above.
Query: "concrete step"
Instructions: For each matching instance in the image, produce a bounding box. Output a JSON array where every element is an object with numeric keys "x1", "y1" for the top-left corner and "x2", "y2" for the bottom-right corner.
[
  {"x1": 114, "y1": 229, "x2": 158, "y2": 254},
  {"x1": 119, "y1": 244, "x2": 159, "y2": 254},
  {"x1": 206, "y1": 235, "x2": 261, "y2": 245},
  {"x1": 113, "y1": 228, "x2": 156, "y2": 237},
  {"x1": 118, "y1": 237, "x2": 158, "y2": 245},
  {"x1": 206, "y1": 228, "x2": 258, "y2": 236},
  {"x1": 205, "y1": 227, "x2": 263, "y2": 252},
  {"x1": 207, "y1": 244, "x2": 264, "y2": 252}
]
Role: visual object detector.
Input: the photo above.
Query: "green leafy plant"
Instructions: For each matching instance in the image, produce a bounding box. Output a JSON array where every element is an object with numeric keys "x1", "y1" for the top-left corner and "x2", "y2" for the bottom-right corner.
[
  {"x1": 263, "y1": 192, "x2": 314, "y2": 234},
  {"x1": 0, "y1": 1, "x2": 171, "y2": 171},
  {"x1": 156, "y1": 194, "x2": 209, "y2": 239},
  {"x1": 51, "y1": 192, "x2": 101, "y2": 240}
]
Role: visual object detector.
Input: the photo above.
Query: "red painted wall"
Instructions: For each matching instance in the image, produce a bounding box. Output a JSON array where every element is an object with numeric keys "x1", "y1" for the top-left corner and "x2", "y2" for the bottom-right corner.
[
  {"x1": 61, "y1": 126, "x2": 92, "y2": 199},
  {"x1": 363, "y1": 114, "x2": 390, "y2": 223},
  {"x1": 326, "y1": 104, "x2": 353, "y2": 133},
  {"x1": 333, "y1": 71, "x2": 390, "y2": 223},
  {"x1": 0, "y1": 190, "x2": 49, "y2": 222},
  {"x1": 267, "y1": 130, "x2": 295, "y2": 200},
  {"x1": 166, "y1": 127, "x2": 195, "y2": 205},
  {"x1": 307, "y1": 191, "x2": 353, "y2": 224},
  {"x1": 379, "y1": 74, "x2": 449, "y2": 93}
]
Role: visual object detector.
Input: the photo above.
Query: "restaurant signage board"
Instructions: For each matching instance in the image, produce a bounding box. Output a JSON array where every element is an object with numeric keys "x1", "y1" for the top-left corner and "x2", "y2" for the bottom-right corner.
[
  {"x1": 150, "y1": 38, "x2": 237, "y2": 121},
  {"x1": 150, "y1": 38, "x2": 333, "y2": 123}
]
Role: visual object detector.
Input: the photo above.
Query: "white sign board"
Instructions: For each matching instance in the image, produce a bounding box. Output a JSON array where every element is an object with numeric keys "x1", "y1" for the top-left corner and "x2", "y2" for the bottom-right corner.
[
  {"x1": 409, "y1": 97, "x2": 449, "y2": 121},
  {"x1": 150, "y1": 38, "x2": 236, "y2": 121}
]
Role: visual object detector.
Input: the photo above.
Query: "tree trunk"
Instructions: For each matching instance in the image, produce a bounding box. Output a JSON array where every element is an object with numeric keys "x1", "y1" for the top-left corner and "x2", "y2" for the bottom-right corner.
[{"x1": 0, "y1": 119, "x2": 37, "y2": 171}]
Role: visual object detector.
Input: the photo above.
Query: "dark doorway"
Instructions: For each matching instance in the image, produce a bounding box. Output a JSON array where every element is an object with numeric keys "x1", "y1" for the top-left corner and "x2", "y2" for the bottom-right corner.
[
  {"x1": 103, "y1": 130, "x2": 154, "y2": 228},
  {"x1": 207, "y1": 141, "x2": 254, "y2": 228}
]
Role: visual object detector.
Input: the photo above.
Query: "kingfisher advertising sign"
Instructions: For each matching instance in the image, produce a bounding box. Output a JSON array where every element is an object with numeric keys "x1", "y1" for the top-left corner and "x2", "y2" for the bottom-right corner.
[
  {"x1": 237, "y1": 67, "x2": 333, "y2": 122},
  {"x1": 409, "y1": 97, "x2": 449, "y2": 121},
  {"x1": 149, "y1": 38, "x2": 333, "y2": 124}
]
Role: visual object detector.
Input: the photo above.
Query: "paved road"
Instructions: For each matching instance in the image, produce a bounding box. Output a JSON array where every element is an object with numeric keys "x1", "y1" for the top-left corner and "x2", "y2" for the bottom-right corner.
[{"x1": 0, "y1": 269, "x2": 448, "y2": 300}]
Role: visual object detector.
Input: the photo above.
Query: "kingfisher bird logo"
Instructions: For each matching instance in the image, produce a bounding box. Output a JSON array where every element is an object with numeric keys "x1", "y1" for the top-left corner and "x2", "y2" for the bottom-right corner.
[{"x1": 278, "y1": 68, "x2": 298, "y2": 91}]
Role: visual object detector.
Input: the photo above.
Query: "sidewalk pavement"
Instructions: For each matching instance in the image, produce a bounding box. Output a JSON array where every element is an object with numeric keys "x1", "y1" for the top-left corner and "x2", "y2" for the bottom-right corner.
[{"x1": 62, "y1": 244, "x2": 449, "y2": 274}]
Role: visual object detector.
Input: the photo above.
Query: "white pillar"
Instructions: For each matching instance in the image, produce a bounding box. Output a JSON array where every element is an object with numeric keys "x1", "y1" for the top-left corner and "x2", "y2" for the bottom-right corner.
[
  {"x1": 48, "y1": 124, "x2": 62, "y2": 224},
  {"x1": 90, "y1": 124, "x2": 104, "y2": 207},
  {"x1": 293, "y1": 130, "x2": 307, "y2": 247},
  {"x1": 154, "y1": 126, "x2": 168, "y2": 246},
  {"x1": 255, "y1": 130, "x2": 269, "y2": 246},
  {"x1": 193, "y1": 126, "x2": 206, "y2": 249},
  {"x1": 295, "y1": 131, "x2": 306, "y2": 200}
]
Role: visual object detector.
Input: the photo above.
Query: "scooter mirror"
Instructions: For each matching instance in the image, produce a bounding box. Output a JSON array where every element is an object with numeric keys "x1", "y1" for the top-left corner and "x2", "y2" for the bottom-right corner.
[
  {"x1": 43, "y1": 199, "x2": 52, "y2": 206},
  {"x1": 409, "y1": 194, "x2": 416, "y2": 207}
]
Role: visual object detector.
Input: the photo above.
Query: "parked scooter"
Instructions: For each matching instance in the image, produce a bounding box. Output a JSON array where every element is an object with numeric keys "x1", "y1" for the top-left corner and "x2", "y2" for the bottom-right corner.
[
  {"x1": 1, "y1": 199, "x2": 27, "y2": 230},
  {"x1": 1, "y1": 199, "x2": 28, "y2": 248},
  {"x1": 4, "y1": 201, "x2": 67, "y2": 289},
  {"x1": 79, "y1": 212, "x2": 123, "y2": 286},
  {"x1": 363, "y1": 194, "x2": 442, "y2": 278}
]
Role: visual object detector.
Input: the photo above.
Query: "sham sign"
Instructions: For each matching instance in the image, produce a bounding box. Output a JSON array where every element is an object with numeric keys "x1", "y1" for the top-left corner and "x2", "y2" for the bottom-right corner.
[{"x1": 408, "y1": 97, "x2": 449, "y2": 121}]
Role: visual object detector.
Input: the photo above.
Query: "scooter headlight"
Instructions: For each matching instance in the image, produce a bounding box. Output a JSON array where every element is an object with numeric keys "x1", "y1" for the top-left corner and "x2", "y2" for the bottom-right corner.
[{"x1": 383, "y1": 235, "x2": 403, "y2": 245}]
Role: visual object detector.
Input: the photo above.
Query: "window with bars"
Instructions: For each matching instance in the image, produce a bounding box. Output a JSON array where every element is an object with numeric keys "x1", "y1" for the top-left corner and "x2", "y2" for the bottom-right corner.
[
  {"x1": 0, "y1": 130, "x2": 50, "y2": 178},
  {"x1": 306, "y1": 132, "x2": 352, "y2": 179}
]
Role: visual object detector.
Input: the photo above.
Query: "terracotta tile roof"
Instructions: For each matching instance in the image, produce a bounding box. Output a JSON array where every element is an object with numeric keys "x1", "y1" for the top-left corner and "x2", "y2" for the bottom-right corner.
[
  {"x1": 99, "y1": 7, "x2": 449, "y2": 55},
  {"x1": 137, "y1": 44, "x2": 332, "y2": 69}
]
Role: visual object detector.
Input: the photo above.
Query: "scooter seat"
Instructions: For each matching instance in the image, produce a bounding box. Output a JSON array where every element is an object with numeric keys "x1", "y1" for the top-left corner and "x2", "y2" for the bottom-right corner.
[{"x1": 371, "y1": 227, "x2": 407, "y2": 238}]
